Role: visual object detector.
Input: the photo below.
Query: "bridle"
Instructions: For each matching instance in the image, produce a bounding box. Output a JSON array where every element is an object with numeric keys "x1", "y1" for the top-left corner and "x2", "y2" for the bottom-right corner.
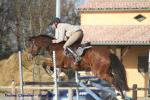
[
  {"x1": 28, "y1": 39, "x2": 39, "y2": 60},
  {"x1": 28, "y1": 39, "x2": 54, "y2": 76}
]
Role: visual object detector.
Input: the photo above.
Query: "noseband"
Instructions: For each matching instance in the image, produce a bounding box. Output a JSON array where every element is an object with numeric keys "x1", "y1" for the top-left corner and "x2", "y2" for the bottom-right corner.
[{"x1": 29, "y1": 40, "x2": 39, "y2": 59}]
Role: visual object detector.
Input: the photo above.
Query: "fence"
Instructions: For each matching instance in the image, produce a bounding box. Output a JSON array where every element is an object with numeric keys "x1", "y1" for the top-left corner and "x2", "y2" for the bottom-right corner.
[
  {"x1": 0, "y1": 81, "x2": 97, "y2": 100},
  {"x1": 131, "y1": 84, "x2": 150, "y2": 100},
  {"x1": 1, "y1": 82, "x2": 150, "y2": 100}
]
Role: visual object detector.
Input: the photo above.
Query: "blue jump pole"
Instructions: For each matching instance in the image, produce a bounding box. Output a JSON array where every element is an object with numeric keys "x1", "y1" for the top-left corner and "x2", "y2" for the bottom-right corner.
[{"x1": 79, "y1": 82, "x2": 102, "y2": 100}]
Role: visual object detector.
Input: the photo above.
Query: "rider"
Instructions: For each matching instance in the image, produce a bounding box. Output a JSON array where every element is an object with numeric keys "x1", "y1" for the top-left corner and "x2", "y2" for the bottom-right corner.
[{"x1": 50, "y1": 17, "x2": 83, "y2": 63}]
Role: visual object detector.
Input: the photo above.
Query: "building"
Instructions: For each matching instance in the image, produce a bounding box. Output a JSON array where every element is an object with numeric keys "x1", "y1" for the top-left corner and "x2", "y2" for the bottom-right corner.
[{"x1": 78, "y1": 0, "x2": 150, "y2": 97}]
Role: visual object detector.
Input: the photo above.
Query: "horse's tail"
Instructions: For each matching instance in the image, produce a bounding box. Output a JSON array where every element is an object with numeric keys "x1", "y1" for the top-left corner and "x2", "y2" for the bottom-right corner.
[{"x1": 110, "y1": 53, "x2": 129, "y2": 91}]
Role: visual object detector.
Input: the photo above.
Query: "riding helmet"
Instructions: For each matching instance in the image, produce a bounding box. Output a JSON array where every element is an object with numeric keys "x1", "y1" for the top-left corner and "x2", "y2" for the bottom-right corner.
[{"x1": 50, "y1": 17, "x2": 61, "y2": 25}]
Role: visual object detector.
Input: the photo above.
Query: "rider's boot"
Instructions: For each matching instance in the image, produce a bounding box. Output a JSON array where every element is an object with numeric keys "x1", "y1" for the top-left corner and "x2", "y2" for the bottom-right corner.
[{"x1": 65, "y1": 47, "x2": 81, "y2": 64}]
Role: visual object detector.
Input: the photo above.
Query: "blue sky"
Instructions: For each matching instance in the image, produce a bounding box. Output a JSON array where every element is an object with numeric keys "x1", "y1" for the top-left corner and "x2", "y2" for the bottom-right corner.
[{"x1": 75, "y1": 0, "x2": 86, "y2": 8}]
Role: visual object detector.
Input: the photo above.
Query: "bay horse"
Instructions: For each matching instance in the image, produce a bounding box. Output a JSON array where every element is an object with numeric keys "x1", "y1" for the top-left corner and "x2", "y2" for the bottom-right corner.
[{"x1": 26, "y1": 35, "x2": 129, "y2": 98}]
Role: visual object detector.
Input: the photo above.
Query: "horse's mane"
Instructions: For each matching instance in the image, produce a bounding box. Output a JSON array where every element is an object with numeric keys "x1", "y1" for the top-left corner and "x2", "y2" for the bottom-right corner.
[
  {"x1": 28, "y1": 34, "x2": 54, "y2": 43},
  {"x1": 28, "y1": 34, "x2": 65, "y2": 52},
  {"x1": 38, "y1": 34, "x2": 54, "y2": 38},
  {"x1": 30, "y1": 34, "x2": 54, "y2": 39}
]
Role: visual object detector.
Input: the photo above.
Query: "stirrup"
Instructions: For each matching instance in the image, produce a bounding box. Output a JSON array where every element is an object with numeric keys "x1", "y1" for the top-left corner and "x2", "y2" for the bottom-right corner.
[
  {"x1": 64, "y1": 48, "x2": 72, "y2": 56},
  {"x1": 65, "y1": 47, "x2": 76, "y2": 57},
  {"x1": 66, "y1": 47, "x2": 81, "y2": 63},
  {"x1": 75, "y1": 56, "x2": 81, "y2": 64},
  {"x1": 64, "y1": 49, "x2": 68, "y2": 56}
]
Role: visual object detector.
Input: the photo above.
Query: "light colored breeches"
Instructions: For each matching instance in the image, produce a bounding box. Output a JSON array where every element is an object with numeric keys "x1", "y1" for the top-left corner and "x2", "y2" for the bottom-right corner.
[{"x1": 63, "y1": 30, "x2": 83, "y2": 49}]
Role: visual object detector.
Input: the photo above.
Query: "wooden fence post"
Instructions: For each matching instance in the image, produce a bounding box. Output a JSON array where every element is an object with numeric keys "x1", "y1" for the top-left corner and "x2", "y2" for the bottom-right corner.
[
  {"x1": 11, "y1": 80, "x2": 16, "y2": 100},
  {"x1": 132, "y1": 84, "x2": 137, "y2": 100},
  {"x1": 68, "y1": 88, "x2": 73, "y2": 100}
]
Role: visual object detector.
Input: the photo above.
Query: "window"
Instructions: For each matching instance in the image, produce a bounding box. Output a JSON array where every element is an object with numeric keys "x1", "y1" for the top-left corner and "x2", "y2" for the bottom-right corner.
[
  {"x1": 138, "y1": 55, "x2": 148, "y2": 73},
  {"x1": 134, "y1": 14, "x2": 146, "y2": 22}
]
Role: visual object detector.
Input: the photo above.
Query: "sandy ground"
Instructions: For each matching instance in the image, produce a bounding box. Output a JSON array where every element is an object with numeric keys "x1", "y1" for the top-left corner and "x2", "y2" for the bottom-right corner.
[{"x1": 0, "y1": 51, "x2": 52, "y2": 86}]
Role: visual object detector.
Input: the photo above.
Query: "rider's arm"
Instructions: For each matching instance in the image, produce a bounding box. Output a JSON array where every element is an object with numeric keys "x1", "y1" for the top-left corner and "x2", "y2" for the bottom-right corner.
[
  {"x1": 54, "y1": 25, "x2": 66, "y2": 43},
  {"x1": 45, "y1": 26, "x2": 55, "y2": 37}
]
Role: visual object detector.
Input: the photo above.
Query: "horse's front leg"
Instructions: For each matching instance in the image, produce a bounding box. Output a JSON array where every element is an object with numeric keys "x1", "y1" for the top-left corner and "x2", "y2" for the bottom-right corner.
[{"x1": 42, "y1": 62, "x2": 54, "y2": 75}]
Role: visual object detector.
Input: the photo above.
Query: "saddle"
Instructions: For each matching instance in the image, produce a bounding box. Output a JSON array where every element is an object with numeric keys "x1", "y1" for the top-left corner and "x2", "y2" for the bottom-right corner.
[{"x1": 65, "y1": 42, "x2": 92, "y2": 64}]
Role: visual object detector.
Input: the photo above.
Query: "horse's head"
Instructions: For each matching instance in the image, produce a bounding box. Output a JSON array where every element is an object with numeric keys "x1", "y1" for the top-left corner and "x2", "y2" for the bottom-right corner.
[
  {"x1": 26, "y1": 35, "x2": 54, "y2": 59},
  {"x1": 25, "y1": 37, "x2": 39, "y2": 59}
]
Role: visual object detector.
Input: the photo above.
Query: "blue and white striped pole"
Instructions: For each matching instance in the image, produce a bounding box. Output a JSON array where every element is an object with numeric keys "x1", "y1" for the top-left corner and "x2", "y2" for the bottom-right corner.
[
  {"x1": 75, "y1": 72, "x2": 79, "y2": 100},
  {"x1": 53, "y1": 51, "x2": 58, "y2": 100},
  {"x1": 53, "y1": 1, "x2": 60, "y2": 99}
]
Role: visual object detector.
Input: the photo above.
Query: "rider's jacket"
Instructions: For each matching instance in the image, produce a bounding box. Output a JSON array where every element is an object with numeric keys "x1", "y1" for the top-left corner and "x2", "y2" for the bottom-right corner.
[{"x1": 55, "y1": 23, "x2": 81, "y2": 43}]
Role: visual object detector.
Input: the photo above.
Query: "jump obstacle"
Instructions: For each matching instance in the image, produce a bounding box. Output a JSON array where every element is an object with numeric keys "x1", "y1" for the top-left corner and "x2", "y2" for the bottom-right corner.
[
  {"x1": 18, "y1": 50, "x2": 135, "y2": 100},
  {"x1": 51, "y1": 51, "x2": 120, "y2": 100}
]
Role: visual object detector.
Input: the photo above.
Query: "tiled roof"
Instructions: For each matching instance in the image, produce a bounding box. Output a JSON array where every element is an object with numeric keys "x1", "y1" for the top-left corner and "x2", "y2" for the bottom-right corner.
[
  {"x1": 79, "y1": 0, "x2": 150, "y2": 11},
  {"x1": 81, "y1": 25, "x2": 150, "y2": 45}
]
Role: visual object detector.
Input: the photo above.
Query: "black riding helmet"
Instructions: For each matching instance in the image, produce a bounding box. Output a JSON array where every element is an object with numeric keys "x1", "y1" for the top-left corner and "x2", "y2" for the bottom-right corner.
[{"x1": 50, "y1": 17, "x2": 61, "y2": 25}]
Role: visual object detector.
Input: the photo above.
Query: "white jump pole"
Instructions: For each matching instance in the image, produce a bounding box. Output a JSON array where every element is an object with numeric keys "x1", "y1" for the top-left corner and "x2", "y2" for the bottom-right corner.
[
  {"x1": 55, "y1": 0, "x2": 61, "y2": 40},
  {"x1": 53, "y1": 51, "x2": 58, "y2": 100},
  {"x1": 56, "y1": 0, "x2": 60, "y2": 18},
  {"x1": 53, "y1": 1, "x2": 60, "y2": 99},
  {"x1": 18, "y1": 51, "x2": 24, "y2": 100},
  {"x1": 75, "y1": 72, "x2": 79, "y2": 100}
]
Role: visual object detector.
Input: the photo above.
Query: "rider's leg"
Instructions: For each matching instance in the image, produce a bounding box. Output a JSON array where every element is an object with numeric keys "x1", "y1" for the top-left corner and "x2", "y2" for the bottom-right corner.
[
  {"x1": 63, "y1": 30, "x2": 83, "y2": 63},
  {"x1": 63, "y1": 30, "x2": 83, "y2": 48},
  {"x1": 63, "y1": 30, "x2": 83, "y2": 55}
]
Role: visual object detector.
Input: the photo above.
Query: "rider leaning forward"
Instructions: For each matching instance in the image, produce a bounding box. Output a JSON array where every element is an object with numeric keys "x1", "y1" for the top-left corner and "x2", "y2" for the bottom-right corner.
[{"x1": 49, "y1": 17, "x2": 84, "y2": 63}]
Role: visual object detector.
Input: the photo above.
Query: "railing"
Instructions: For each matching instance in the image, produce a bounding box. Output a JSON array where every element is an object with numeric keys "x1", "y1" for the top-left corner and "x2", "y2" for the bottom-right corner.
[
  {"x1": 131, "y1": 84, "x2": 150, "y2": 100},
  {"x1": 1, "y1": 82, "x2": 150, "y2": 100},
  {"x1": 0, "y1": 81, "x2": 97, "y2": 100}
]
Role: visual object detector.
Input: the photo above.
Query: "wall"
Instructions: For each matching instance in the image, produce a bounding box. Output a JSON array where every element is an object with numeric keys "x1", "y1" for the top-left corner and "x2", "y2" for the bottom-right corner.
[
  {"x1": 80, "y1": 11, "x2": 150, "y2": 97},
  {"x1": 123, "y1": 46, "x2": 149, "y2": 97},
  {"x1": 81, "y1": 12, "x2": 150, "y2": 25}
]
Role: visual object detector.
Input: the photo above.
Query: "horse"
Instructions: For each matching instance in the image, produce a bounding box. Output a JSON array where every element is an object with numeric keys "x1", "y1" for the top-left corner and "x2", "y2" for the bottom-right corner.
[{"x1": 26, "y1": 34, "x2": 129, "y2": 98}]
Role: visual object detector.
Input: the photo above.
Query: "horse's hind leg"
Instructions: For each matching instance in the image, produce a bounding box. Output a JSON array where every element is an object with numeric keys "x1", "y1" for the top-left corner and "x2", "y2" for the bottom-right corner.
[
  {"x1": 112, "y1": 74, "x2": 125, "y2": 99},
  {"x1": 100, "y1": 62, "x2": 113, "y2": 84},
  {"x1": 94, "y1": 64, "x2": 112, "y2": 84},
  {"x1": 101, "y1": 74, "x2": 112, "y2": 84}
]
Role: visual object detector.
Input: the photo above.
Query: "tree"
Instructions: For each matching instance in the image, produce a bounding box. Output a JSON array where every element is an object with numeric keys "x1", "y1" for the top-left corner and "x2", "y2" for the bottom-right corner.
[
  {"x1": 14, "y1": 0, "x2": 56, "y2": 48},
  {"x1": 0, "y1": 0, "x2": 80, "y2": 58},
  {"x1": 61, "y1": 0, "x2": 80, "y2": 25},
  {"x1": 0, "y1": 0, "x2": 16, "y2": 58},
  {"x1": 0, "y1": 0, "x2": 55, "y2": 58}
]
